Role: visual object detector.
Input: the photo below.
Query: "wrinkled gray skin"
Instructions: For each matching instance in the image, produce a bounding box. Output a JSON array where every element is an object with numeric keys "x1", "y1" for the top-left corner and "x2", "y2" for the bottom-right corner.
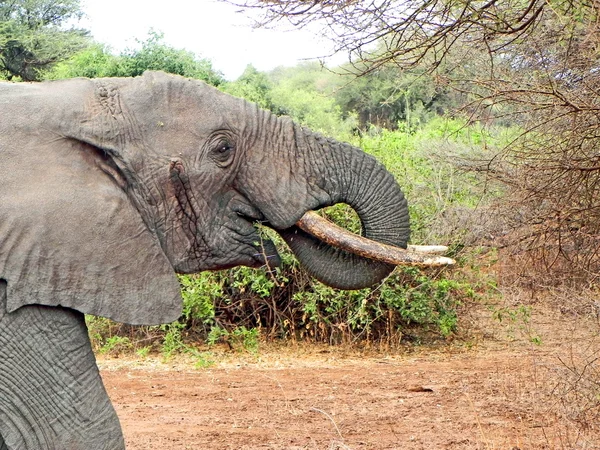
[{"x1": 0, "y1": 71, "x2": 409, "y2": 449}]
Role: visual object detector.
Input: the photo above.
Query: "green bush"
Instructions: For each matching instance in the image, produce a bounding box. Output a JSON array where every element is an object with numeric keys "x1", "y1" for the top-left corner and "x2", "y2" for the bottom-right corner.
[
  {"x1": 46, "y1": 31, "x2": 224, "y2": 86},
  {"x1": 46, "y1": 44, "x2": 120, "y2": 79}
]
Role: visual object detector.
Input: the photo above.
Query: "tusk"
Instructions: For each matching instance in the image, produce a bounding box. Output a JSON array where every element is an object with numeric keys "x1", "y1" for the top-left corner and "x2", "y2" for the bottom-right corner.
[
  {"x1": 295, "y1": 211, "x2": 455, "y2": 267},
  {"x1": 407, "y1": 244, "x2": 450, "y2": 255}
]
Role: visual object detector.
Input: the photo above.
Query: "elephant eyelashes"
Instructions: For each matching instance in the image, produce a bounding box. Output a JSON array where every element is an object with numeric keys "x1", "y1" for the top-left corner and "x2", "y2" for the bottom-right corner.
[{"x1": 210, "y1": 141, "x2": 235, "y2": 167}]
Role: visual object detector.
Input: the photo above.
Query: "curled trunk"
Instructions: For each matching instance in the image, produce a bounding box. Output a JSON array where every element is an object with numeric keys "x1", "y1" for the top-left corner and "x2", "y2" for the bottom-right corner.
[{"x1": 278, "y1": 129, "x2": 412, "y2": 289}]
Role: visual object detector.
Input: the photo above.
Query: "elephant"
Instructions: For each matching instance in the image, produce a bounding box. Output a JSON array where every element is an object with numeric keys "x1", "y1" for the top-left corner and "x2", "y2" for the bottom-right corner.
[{"x1": 0, "y1": 71, "x2": 413, "y2": 449}]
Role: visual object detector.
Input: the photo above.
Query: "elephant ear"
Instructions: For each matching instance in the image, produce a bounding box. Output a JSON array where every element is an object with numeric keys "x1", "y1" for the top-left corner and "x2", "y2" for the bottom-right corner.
[{"x1": 0, "y1": 79, "x2": 182, "y2": 326}]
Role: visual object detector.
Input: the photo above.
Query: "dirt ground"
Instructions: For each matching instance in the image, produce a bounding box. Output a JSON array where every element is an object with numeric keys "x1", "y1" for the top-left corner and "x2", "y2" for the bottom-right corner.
[{"x1": 99, "y1": 304, "x2": 600, "y2": 450}]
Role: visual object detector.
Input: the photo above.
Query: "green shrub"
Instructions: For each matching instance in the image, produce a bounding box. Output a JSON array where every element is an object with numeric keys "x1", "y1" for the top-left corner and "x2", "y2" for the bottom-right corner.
[
  {"x1": 208, "y1": 326, "x2": 260, "y2": 353},
  {"x1": 45, "y1": 31, "x2": 224, "y2": 86},
  {"x1": 293, "y1": 266, "x2": 472, "y2": 343}
]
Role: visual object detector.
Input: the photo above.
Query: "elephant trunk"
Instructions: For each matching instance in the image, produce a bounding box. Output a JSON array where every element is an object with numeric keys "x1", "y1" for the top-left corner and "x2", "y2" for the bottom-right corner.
[{"x1": 278, "y1": 128, "x2": 411, "y2": 289}]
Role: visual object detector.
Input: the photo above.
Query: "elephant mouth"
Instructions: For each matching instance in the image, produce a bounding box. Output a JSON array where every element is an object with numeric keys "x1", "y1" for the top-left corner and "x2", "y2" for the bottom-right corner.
[{"x1": 230, "y1": 201, "x2": 282, "y2": 269}]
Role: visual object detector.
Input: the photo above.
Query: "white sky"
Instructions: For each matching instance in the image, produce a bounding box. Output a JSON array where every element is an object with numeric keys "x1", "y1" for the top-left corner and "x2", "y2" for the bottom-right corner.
[{"x1": 79, "y1": 0, "x2": 343, "y2": 80}]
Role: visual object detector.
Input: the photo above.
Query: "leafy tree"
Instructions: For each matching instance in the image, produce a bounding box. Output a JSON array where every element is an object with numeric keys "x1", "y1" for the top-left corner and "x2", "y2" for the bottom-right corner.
[
  {"x1": 267, "y1": 62, "x2": 349, "y2": 136},
  {"x1": 113, "y1": 31, "x2": 224, "y2": 85},
  {"x1": 225, "y1": 62, "x2": 351, "y2": 136},
  {"x1": 47, "y1": 32, "x2": 224, "y2": 87},
  {"x1": 221, "y1": 64, "x2": 276, "y2": 110},
  {"x1": 0, "y1": 0, "x2": 89, "y2": 80},
  {"x1": 335, "y1": 63, "x2": 453, "y2": 131},
  {"x1": 47, "y1": 44, "x2": 119, "y2": 79}
]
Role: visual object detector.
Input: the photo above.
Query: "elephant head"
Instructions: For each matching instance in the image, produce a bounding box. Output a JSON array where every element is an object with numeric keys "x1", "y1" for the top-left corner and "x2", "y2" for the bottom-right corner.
[{"x1": 0, "y1": 71, "x2": 411, "y2": 325}]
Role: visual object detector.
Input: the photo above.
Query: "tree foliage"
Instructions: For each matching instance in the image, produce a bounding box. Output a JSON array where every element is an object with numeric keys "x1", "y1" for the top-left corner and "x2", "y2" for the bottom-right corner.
[
  {"x1": 0, "y1": 0, "x2": 89, "y2": 80},
  {"x1": 47, "y1": 32, "x2": 224, "y2": 86},
  {"x1": 221, "y1": 64, "x2": 276, "y2": 110},
  {"x1": 46, "y1": 43, "x2": 118, "y2": 79},
  {"x1": 334, "y1": 63, "x2": 453, "y2": 130},
  {"x1": 267, "y1": 62, "x2": 348, "y2": 135},
  {"x1": 225, "y1": 60, "x2": 455, "y2": 136},
  {"x1": 225, "y1": 61, "x2": 356, "y2": 136},
  {"x1": 114, "y1": 31, "x2": 224, "y2": 85}
]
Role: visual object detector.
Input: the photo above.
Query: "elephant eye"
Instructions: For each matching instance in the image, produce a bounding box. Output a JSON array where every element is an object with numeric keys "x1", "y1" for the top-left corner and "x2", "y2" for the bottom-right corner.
[{"x1": 210, "y1": 140, "x2": 235, "y2": 167}]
